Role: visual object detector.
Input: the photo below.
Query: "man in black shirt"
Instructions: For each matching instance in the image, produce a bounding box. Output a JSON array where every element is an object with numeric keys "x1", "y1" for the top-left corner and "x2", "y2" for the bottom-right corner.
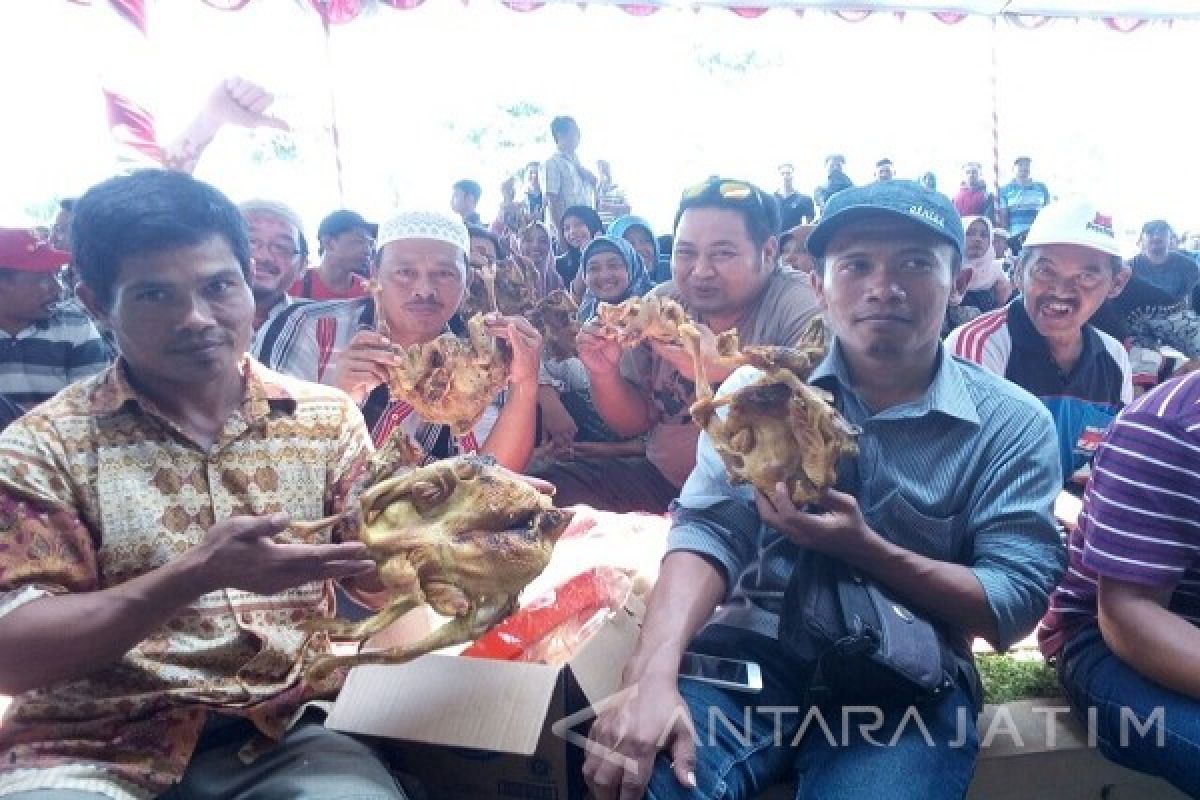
[
  {"x1": 775, "y1": 162, "x2": 815, "y2": 230},
  {"x1": 1129, "y1": 219, "x2": 1199, "y2": 304},
  {"x1": 814, "y1": 154, "x2": 853, "y2": 213}
]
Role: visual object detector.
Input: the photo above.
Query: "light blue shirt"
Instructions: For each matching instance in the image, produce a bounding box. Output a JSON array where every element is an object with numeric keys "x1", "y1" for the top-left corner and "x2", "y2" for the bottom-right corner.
[{"x1": 668, "y1": 341, "x2": 1065, "y2": 653}]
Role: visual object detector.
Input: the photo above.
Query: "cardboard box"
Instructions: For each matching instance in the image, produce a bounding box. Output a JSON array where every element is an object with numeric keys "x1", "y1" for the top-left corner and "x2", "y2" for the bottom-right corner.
[{"x1": 326, "y1": 601, "x2": 642, "y2": 800}]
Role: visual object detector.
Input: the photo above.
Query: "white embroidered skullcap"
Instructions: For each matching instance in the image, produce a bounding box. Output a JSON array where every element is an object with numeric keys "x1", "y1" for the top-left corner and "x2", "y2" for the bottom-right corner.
[{"x1": 376, "y1": 210, "x2": 471, "y2": 275}]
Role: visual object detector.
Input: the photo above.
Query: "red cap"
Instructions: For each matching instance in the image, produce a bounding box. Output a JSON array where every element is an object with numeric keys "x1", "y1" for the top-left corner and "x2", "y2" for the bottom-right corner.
[{"x1": 0, "y1": 228, "x2": 70, "y2": 274}]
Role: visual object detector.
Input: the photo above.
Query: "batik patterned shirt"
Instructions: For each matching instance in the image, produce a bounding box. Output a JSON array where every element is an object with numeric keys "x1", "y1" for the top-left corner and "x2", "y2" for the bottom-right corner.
[{"x1": 0, "y1": 357, "x2": 372, "y2": 799}]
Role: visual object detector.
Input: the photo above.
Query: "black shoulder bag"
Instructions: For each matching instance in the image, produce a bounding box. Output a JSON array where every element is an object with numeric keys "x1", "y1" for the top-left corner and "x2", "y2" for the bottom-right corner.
[{"x1": 776, "y1": 401, "x2": 966, "y2": 707}]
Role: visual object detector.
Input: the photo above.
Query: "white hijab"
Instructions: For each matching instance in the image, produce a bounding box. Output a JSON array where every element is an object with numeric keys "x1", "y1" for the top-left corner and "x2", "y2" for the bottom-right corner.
[{"x1": 963, "y1": 216, "x2": 1005, "y2": 291}]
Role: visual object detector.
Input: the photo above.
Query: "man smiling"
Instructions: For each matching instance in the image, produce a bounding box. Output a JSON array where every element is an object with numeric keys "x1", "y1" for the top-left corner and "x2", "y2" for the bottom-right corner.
[
  {"x1": 239, "y1": 199, "x2": 309, "y2": 331},
  {"x1": 948, "y1": 200, "x2": 1132, "y2": 485},
  {"x1": 539, "y1": 178, "x2": 819, "y2": 513}
]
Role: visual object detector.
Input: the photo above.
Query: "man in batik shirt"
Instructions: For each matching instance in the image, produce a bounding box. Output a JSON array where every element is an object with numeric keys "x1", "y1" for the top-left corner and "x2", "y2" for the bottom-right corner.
[{"x1": 0, "y1": 170, "x2": 409, "y2": 800}]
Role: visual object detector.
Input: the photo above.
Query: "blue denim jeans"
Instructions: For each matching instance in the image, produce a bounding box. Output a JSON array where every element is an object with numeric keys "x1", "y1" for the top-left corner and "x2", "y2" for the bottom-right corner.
[
  {"x1": 1059, "y1": 625, "x2": 1200, "y2": 798},
  {"x1": 645, "y1": 642, "x2": 978, "y2": 800}
]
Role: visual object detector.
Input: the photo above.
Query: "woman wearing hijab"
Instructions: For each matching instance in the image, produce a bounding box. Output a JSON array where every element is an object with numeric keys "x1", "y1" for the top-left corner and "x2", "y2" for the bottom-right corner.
[
  {"x1": 536, "y1": 235, "x2": 649, "y2": 466},
  {"x1": 555, "y1": 206, "x2": 604, "y2": 290},
  {"x1": 609, "y1": 215, "x2": 669, "y2": 284},
  {"x1": 515, "y1": 221, "x2": 565, "y2": 299},
  {"x1": 576, "y1": 235, "x2": 654, "y2": 323},
  {"x1": 943, "y1": 216, "x2": 1012, "y2": 335},
  {"x1": 961, "y1": 215, "x2": 1012, "y2": 311}
]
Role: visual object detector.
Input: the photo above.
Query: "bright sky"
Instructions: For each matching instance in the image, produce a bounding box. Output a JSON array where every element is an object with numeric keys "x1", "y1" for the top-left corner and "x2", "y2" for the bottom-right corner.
[{"x1": 3, "y1": 1, "x2": 1197, "y2": 252}]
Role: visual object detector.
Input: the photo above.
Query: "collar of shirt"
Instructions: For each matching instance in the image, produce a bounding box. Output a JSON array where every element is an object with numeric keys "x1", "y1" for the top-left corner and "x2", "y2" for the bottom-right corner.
[
  {"x1": 810, "y1": 338, "x2": 981, "y2": 427},
  {"x1": 1006, "y1": 297, "x2": 1101, "y2": 378},
  {"x1": 0, "y1": 307, "x2": 70, "y2": 339},
  {"x1": 89, "y1": 355, "x2": 297, "y2": 427}
]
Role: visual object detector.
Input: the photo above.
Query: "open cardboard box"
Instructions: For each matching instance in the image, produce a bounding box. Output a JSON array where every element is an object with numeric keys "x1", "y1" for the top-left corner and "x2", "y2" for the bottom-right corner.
[{"x1": 326, "y1": 598, "x2": 643, "y2": 800}]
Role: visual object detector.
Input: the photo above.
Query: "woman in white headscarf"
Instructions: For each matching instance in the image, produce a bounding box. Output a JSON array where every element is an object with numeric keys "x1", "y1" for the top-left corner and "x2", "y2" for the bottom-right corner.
[{"x1": 961, "y1": 215, "x2": 1012, "y2": 311}]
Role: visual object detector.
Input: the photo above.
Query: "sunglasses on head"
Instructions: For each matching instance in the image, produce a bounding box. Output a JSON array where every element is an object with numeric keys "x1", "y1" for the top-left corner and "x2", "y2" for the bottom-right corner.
[
  {"x1": 682, "y1": 178, "x2": 760, "y2": 203},
  {"x1": 680, "y1": 179, "x2": 774, "y2": 230}
]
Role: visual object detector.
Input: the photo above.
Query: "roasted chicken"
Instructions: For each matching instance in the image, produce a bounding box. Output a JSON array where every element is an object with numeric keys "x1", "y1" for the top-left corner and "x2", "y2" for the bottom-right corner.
[
  {"x1": 381, "y1": 311, "x2": 511, "y2": 437},
  {"x1": 462, "y1": 256, "x2": 540, "y2": 319},
  {"x1": 529, "y1": 289, "x2": 580, "y2": 360},
  {"x1": 297, "y1": 437, "x2": 573, "y2": 682},
  {"x1": 681, "y1": 318, "x2": 858, "y2": 506},
  {"x1": 595, "y1": 295, "x2": 693, "y2": 348}
]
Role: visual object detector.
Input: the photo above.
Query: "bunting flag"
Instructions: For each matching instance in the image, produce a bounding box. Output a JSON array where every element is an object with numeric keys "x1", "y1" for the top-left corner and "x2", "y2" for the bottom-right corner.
[
  {"x1": 133, "y1": 0, "x2": 1195, "y2": 26},
  {"x1": 95, "y1": 0, "x2": 163, "y2": 167},
  {"x1": 73, "y1": 0, "x2": 1188, "y2": 185}
]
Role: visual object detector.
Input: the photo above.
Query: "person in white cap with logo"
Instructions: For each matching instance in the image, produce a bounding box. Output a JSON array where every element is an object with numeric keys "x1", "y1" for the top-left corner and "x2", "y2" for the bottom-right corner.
[
  {"x1": 257, "y1": 210, "x2": 543, "y2": 470},
  {"x1": 947, "y1": 199, "x2": 1132, "y2": 487}
]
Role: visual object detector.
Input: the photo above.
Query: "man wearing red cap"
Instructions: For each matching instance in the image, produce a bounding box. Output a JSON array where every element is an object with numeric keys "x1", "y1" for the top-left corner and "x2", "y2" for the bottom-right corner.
[{"x1": 0, "y1": 228, "x2": 109, "y2": 422}]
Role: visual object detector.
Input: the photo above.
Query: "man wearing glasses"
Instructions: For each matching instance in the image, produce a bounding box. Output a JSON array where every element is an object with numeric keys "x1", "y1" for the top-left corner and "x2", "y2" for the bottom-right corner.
[
  {"x1": 947, "y1": 200, "x2": 1132, "y2": 487},
  {"x1": 541, "y1": 178, "x2": 819, "y2": 513},
  {"x1": 0, "y1": 228, "x2": 109, "y2": 420},
  {"x1": 257, "y1": 210, "x2": 542, "y2": 468},
  {"x1": 291, "y1": 210, "x2": 375, "y2": 302},
  {"x1": 239, "y1": 199, "x2": 310, "y2": 332}
]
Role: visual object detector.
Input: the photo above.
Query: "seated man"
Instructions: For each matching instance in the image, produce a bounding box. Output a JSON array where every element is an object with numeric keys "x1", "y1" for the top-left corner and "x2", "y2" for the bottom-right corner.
[
  {"x1": 1039, "y1": 370, "x2": 1200, "y2": 799},
  {"x1": 1129, "y1": 218, "x2": 1198, "y2": 305},
  {"x1": 584, "y1": 181, "x2": 1065, "y2": 800},
  {"x1": 0, "y1": 170, "x2": 408, "y2": 799},
  {"x1": 536, "y1": 178, "x2": 820, "y2": 513},
  {"x1": 256, "y1": 210, "x2": 542, "y2": 470},
  {"x1": 946, "y1": 200, "x2": 1132, "y2": 486},
  {"x1": 240, "y1": 198, "x2": 310, "y2": 332},
  {"x1": 291, "y1": 210, "x2": 373, "y2": 301},
  {"x1": 0, "y1": 228, "x2": 110, "y2": 413}
]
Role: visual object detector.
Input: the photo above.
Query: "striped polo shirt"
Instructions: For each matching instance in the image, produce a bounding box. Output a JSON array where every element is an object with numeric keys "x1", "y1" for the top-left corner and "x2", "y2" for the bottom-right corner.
[
  {"x1": 0, "y1": 306, "x2": 110, "y2": 412},
  {"x1": 997, "y1": 180, "x2": 1051, "y2": 236},
  {"x1": 1039, "y1": 371, "x2": 1200, "y2": 658},
  {"x1": 946, "y1": 299, "x2": 1132, "y2": 483}
]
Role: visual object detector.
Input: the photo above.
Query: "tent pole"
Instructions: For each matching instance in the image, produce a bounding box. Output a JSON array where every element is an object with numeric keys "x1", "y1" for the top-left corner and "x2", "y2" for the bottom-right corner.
[
  {"x1": 321, "y1": 16, "x2": 347, "y2": 205},
  {"x1": 989, "y1": 15, "x2": 1001, "y2": 203}
]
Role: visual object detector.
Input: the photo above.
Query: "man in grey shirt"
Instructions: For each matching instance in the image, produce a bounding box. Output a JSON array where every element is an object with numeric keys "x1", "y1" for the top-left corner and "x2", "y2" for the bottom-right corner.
[
  {"x1": 583, "y1": 181, "x2": 1065, "y2": 800},
  {"x1": 535, "y1": 178, "x2": 820, "y2": 513}
]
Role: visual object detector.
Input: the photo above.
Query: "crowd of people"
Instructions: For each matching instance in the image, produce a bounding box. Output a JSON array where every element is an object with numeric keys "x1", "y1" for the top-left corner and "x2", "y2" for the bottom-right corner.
[{"x1": 1, "y1": 78, "x2": 1200, "y2": 800}]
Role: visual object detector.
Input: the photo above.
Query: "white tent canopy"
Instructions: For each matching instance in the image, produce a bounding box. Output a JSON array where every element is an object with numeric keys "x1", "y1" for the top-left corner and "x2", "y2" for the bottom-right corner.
[{"x1": 767, "y1": 0, "x2": 1200, "y2": 18}]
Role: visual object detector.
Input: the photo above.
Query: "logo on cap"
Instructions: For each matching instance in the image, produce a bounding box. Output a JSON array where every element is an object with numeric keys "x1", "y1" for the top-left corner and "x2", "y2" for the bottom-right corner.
[
  {"x1": 907, "y1": 205, "x2": 945, "y2": 229},
  {"x1": 1086, "y1": 213, "x2": 1114, "y2": 238}
]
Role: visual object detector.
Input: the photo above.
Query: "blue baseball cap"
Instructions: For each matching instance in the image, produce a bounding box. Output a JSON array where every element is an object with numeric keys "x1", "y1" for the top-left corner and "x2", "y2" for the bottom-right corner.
[{"x1": 805, "y1": 180, "x2": 965, "y2": 260}]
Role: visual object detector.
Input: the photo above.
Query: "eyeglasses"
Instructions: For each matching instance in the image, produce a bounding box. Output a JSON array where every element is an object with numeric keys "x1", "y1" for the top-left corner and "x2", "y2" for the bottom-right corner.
[
  {"x1": 249, "y1": 238, "x2": 301, "y2": 261},
  {"x1": 1027, "y1": 262, "x2": 1109, "y2": 292}
]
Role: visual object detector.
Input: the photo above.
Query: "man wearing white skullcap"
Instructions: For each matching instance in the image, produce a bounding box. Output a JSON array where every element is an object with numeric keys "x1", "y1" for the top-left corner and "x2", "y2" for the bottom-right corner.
[{"x1": 256, "y1": 209, "x2": 543, "y2": 471}]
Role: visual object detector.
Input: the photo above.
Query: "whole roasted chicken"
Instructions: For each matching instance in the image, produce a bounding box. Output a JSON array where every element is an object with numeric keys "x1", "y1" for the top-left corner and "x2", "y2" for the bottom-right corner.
[
  {"x1": 681, "y1": 318, "x2": 858, "y2": 506},
  {"x1": 529, "y1": 289, "x2": 581, "y2": 360},
  {"x1": 382, "y1": 307, "x2": 511, "y2": 436},
  {"x1": 595, "y1": 295, "x2": 693, "y2": 348},
  {"x1": 296, "y1": 434, "x2": 573, "y2": 682}
]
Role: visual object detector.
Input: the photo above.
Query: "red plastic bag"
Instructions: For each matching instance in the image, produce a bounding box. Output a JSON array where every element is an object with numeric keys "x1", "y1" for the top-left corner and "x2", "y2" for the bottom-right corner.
[{"x1": 462, "y1": 567, "x2": 631, "y2": 662}]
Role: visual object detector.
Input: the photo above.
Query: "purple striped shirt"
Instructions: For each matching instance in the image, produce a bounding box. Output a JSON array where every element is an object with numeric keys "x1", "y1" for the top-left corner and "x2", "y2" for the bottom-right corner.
[{"x1": 1039, "y1": 371, "x2": 1200, "y2": 658}]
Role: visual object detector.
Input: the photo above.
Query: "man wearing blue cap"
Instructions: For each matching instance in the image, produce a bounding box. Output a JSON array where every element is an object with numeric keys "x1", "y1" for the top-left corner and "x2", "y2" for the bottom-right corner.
[{"x1": 583, "y1": 181, "x2": 1064, "y2": 800}]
